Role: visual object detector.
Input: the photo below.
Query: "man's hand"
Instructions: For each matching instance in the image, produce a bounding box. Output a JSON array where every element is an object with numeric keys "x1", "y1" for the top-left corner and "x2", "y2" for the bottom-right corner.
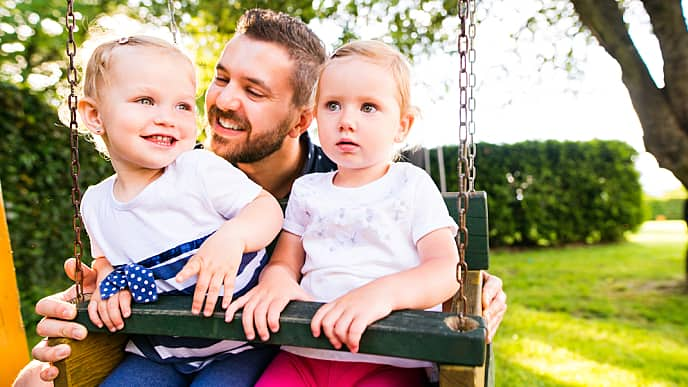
[
  {"x1": 481, "y1": 271, "x2": 507, "y2": 343},
  {"x1": 31, "y1": 258, "x2": 96, "y2": 382}
]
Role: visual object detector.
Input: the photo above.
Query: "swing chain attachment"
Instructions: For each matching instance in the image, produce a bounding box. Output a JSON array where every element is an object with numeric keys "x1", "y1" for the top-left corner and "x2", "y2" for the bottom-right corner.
[
  {"x1": 66, "y1": 0, "x2": 85, "y2": 303},
  {"x1": 454, "y1": 0, "x2": 477, "y2": 329}
]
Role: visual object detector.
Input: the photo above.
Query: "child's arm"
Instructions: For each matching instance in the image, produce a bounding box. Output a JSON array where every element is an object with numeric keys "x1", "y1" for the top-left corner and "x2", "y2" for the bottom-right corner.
[
  {"x1": 176, "y1": 189, "x2": 283, "y2": 317},
  {"x1": 225, "y1": 231, "x2": 313, "y2": 341},
  {"x1": 87, "y1": 257, "x2": 132, "y2": 332},
  {"x1": 311, "y1": 227, "x2": 459, "y2": 353}
]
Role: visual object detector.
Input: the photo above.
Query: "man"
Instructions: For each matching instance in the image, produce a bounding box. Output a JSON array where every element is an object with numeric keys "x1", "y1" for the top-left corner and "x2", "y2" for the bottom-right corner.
[{"x1": 17, "y1": 8, "x2": 506, "y2": 385}]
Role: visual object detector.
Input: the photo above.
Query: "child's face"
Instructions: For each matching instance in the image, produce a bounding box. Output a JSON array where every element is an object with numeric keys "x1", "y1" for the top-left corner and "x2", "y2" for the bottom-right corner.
[
  {"x1": 316, "y1": 57, "x2": 408, "y2": 176},
  {"x1": 97, "y1": 46, "x2": 197, "y2": 174}
]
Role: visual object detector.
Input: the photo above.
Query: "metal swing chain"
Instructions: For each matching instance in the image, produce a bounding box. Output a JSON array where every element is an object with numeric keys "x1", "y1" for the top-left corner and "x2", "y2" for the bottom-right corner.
[
  {"x1": 167, "y1": 0, "x2": 179, "y2": 44},
  {"x1": 66, "y1": 0, "x2": 85, "y2": 302},
  {"x1": 455, "y1": 0, "x2": 477, "y2": 323}
]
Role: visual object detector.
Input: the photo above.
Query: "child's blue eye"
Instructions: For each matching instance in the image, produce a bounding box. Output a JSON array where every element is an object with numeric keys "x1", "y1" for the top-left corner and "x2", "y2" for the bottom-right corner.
[
  {"x1": 176, "y1": 103, "x2": 192, "y2": 111},
  {"x1": 326, "y1": 101, "x2": 340, "y2": 111},
  {"x1": 137, "y1": 97, "x2": 154, "y2": 105},
  {"x1": 361, "y1": 103, "x2": 377, "y2": 113}
]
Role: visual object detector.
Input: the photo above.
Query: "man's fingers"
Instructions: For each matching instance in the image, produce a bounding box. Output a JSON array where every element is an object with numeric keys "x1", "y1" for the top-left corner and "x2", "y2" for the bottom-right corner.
[
  {"x1": 39, "y1": 364, "x2": 60, "y2": 383},
  {"x1": 64, "y1": 258, "x2": 97, "y2": 292},
  {"x1": 35, "y1": 296, "x2": 77, "y2": 321},
  {"x1": 481, "y1": 271, "x2": 503, "y2": 308},
  {"x1": 32, "y1": 340, "x2": 71, "y2": 363},
  {"x1": 35, "y1": 318, "x2": 87, "y2": 341}
]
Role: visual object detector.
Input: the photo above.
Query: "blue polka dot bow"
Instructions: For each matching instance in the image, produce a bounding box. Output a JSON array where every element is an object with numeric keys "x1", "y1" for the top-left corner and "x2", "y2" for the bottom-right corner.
[{"x1": 99, "y1": 263, "x2": 158, "y2": 303}]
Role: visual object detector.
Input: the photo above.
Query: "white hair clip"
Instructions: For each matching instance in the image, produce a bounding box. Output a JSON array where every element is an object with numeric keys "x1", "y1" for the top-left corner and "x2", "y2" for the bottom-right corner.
[{"x1": 117, "y1": 37, "x2": 130, "y2": 45}]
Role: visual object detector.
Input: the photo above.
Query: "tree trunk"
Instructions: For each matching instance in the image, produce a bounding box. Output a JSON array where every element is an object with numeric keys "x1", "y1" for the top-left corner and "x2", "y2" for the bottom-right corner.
[{"x1": 570, "y1": 0, "x2": 688, "y2": 188}]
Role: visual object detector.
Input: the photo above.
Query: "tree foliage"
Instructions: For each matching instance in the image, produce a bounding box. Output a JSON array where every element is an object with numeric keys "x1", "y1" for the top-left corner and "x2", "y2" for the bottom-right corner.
[{"x1": 0, "y1": 82, "x2": 112, "y2": 332}]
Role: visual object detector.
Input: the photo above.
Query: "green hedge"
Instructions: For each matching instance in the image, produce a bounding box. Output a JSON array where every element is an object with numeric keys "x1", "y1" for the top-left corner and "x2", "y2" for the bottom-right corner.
[
  {"x1": 0, "y1": 82, "x2": 111, "y2": 335},
  {"x1": 419, "y1": 141, "x2": 644, "y2": 246},
  {"x1": 645, "y1": 198, "x2": 686, "y2": 220}
]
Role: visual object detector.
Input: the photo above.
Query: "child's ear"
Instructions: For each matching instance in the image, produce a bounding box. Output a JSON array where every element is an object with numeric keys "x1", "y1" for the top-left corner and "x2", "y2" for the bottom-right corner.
[
  {"x1": 395, "y1": 112, "x2": 415, "y2": 143},
  {"x1": 77, "y1": 97, "x2": 104, "y2": 135}
]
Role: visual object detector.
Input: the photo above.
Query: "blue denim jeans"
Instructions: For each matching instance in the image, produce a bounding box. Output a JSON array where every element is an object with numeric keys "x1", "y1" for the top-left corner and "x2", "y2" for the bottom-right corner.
[{"x1": 100, "y1": 346, "x2": 279, "y2": 387}]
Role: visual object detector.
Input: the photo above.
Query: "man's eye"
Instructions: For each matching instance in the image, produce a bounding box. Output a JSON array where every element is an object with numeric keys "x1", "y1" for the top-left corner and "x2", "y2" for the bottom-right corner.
[
  {"x1": 361, "y1": 103, "x2": 377, "y2": 113},
  {"x1": 247, "y1": 88, "x2": 264, "y2": 98},
  {"x1": 214, "y1": 76, "x2": 229, "y2": 85}
]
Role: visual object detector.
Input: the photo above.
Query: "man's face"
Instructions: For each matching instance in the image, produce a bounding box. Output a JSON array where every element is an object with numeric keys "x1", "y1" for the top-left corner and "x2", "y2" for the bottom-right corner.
[{"x1": 205, "y1": 35, "x2": 298, "y2": 163}]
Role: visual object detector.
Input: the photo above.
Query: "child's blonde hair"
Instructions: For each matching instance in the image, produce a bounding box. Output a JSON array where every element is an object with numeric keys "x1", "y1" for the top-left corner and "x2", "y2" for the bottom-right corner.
[
  {"x1": 316, "y1": 40, "x2": 416, "y2": 117},
  {"x1": 83, "y1": 35, "x2": 194, "y2": 101}
]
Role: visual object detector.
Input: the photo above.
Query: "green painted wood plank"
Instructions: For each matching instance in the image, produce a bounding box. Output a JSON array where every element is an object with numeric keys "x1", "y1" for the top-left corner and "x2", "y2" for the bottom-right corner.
[
  {"x1": 74, "y1": 297, "x2": 486, "y2": 366},
  {"x1": 444, "y1": 191, "x2": 490, "y2": 270}
]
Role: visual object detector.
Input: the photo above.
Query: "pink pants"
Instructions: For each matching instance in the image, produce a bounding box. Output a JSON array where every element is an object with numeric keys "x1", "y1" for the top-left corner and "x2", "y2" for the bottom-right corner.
[{"x1": 255, "y1": 351, "x2": 429, "y2": 387}]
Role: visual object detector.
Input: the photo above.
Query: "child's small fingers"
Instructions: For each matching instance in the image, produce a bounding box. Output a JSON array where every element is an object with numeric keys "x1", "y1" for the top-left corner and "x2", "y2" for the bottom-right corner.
[
  {"x1": 241, "y1": 300, "x2": 257, "y2": 341},
  {"x1": 253, "y1": 301, "x2": 271, "y2": 341},
  {"x1": 107, "y1": 297, "x2": 124, "y2": 330},
  {"x1": 88, "y1": 300, "x2": 103, "y2": 328},
  {"x1": 266, "y1": 299, "x2": 287, "y2": 333},
  {"x1": 333, "y1": 314, "x2": 352, "y2": 346},
  {"x1": 97, "y1": 301, "x2": 115, "y2": 332},
  {"x1": 310, "y1": 305, "x2": 327, "y2": 338},
  {"x1": 346, "y1": 318, "x2": 367, "y2": 353},
  {"x1": 176, "y1": 256, "x2": 201, "y2": 283},
  {"x1": 119, "y1": 292, "x2": 132, "y2": 319},
  {"x1": 225, "y1": 294, "x2": 248, "y2": 323},
  {"x1": 203, "y1": 277, "x2": 222, "y2": 317},
  {"x1": 222, "y1": 277, "x2": 235, "y2": 310},
  {"x1": 191, "y1": 272, "x2": 211, "y2": 315}
]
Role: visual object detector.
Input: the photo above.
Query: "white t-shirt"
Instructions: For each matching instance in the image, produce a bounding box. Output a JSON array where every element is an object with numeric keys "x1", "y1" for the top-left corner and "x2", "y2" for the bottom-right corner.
[
  {"x1": 80, "y1": 149, "x2": 266, "y2": 372},
  {"x1": 282, "y1": 162, "x2": 458, "y2": 368}
]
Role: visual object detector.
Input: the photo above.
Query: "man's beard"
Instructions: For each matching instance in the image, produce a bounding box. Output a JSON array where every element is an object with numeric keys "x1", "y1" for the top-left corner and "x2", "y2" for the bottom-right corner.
[{"x1": 208, "y1": 107, "x2": 293, "y2": 164}]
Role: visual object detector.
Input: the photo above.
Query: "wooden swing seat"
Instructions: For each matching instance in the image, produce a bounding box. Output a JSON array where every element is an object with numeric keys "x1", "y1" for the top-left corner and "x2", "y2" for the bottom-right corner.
[{"x1": 52, "y1": 191, "x2": 492, "y2": 387}]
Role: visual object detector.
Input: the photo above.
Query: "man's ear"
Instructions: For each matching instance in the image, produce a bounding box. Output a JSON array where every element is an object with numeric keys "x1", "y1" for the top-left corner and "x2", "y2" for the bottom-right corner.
[
  {"x1": 395, "y1": 112, "x2": 415, "y2": 143},
  {"x1": 287, "y1": 106, "x2": 314, "y2": 139},
  {"x1": 77, "y1": 97, "x2": 104, "y2": 135}
]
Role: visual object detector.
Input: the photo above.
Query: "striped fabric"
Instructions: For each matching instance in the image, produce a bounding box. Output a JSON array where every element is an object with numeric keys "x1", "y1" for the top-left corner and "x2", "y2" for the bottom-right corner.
[{"x1": 120, "y1": 233, "x2": 269, "y2": 373}]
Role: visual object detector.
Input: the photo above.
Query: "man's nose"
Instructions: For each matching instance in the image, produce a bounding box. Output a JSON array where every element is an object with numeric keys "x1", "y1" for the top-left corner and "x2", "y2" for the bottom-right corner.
[{"x1": 215, "y1": 84, "x2": 241, "y2": 111}]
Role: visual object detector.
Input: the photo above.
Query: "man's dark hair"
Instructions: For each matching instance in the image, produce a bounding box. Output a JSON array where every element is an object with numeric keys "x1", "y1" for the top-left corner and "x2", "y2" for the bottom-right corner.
[{"x1": 237, "y1": 9, "x2": 327, "y2": 108}]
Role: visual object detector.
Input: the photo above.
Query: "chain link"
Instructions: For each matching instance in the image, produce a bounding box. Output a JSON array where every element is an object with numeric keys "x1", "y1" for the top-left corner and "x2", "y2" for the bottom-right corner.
[
  {"x1": 455, "y1": 0, "x2": 477, "y2": 322},
  {"x1": 66, "y1": 0, "x2": 84, "y2": 302}
]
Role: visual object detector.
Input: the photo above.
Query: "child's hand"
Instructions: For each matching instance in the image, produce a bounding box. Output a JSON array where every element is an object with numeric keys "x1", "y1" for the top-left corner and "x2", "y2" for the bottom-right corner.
[
  {"x1": 225, "y1": 269, "x2": 313, "y2": 342},
  {"x1": 88, "y1": 285, "x2": 132, "y2": 332},
  {"x1": 176, "y1": 235, "x2": 244, "y2": 317},
  {"x1": 88, "y1": 258, "x2": 132, "y2": 332},
  {"x1": 311, "y1": 286, "x2": 393, "y2": 353}
]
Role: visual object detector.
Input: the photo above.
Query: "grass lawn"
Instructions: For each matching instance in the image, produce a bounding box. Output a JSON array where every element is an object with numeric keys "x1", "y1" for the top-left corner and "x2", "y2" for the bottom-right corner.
[{"x1": 490, "y1": 220, "x2": 688, "y2": 386}]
